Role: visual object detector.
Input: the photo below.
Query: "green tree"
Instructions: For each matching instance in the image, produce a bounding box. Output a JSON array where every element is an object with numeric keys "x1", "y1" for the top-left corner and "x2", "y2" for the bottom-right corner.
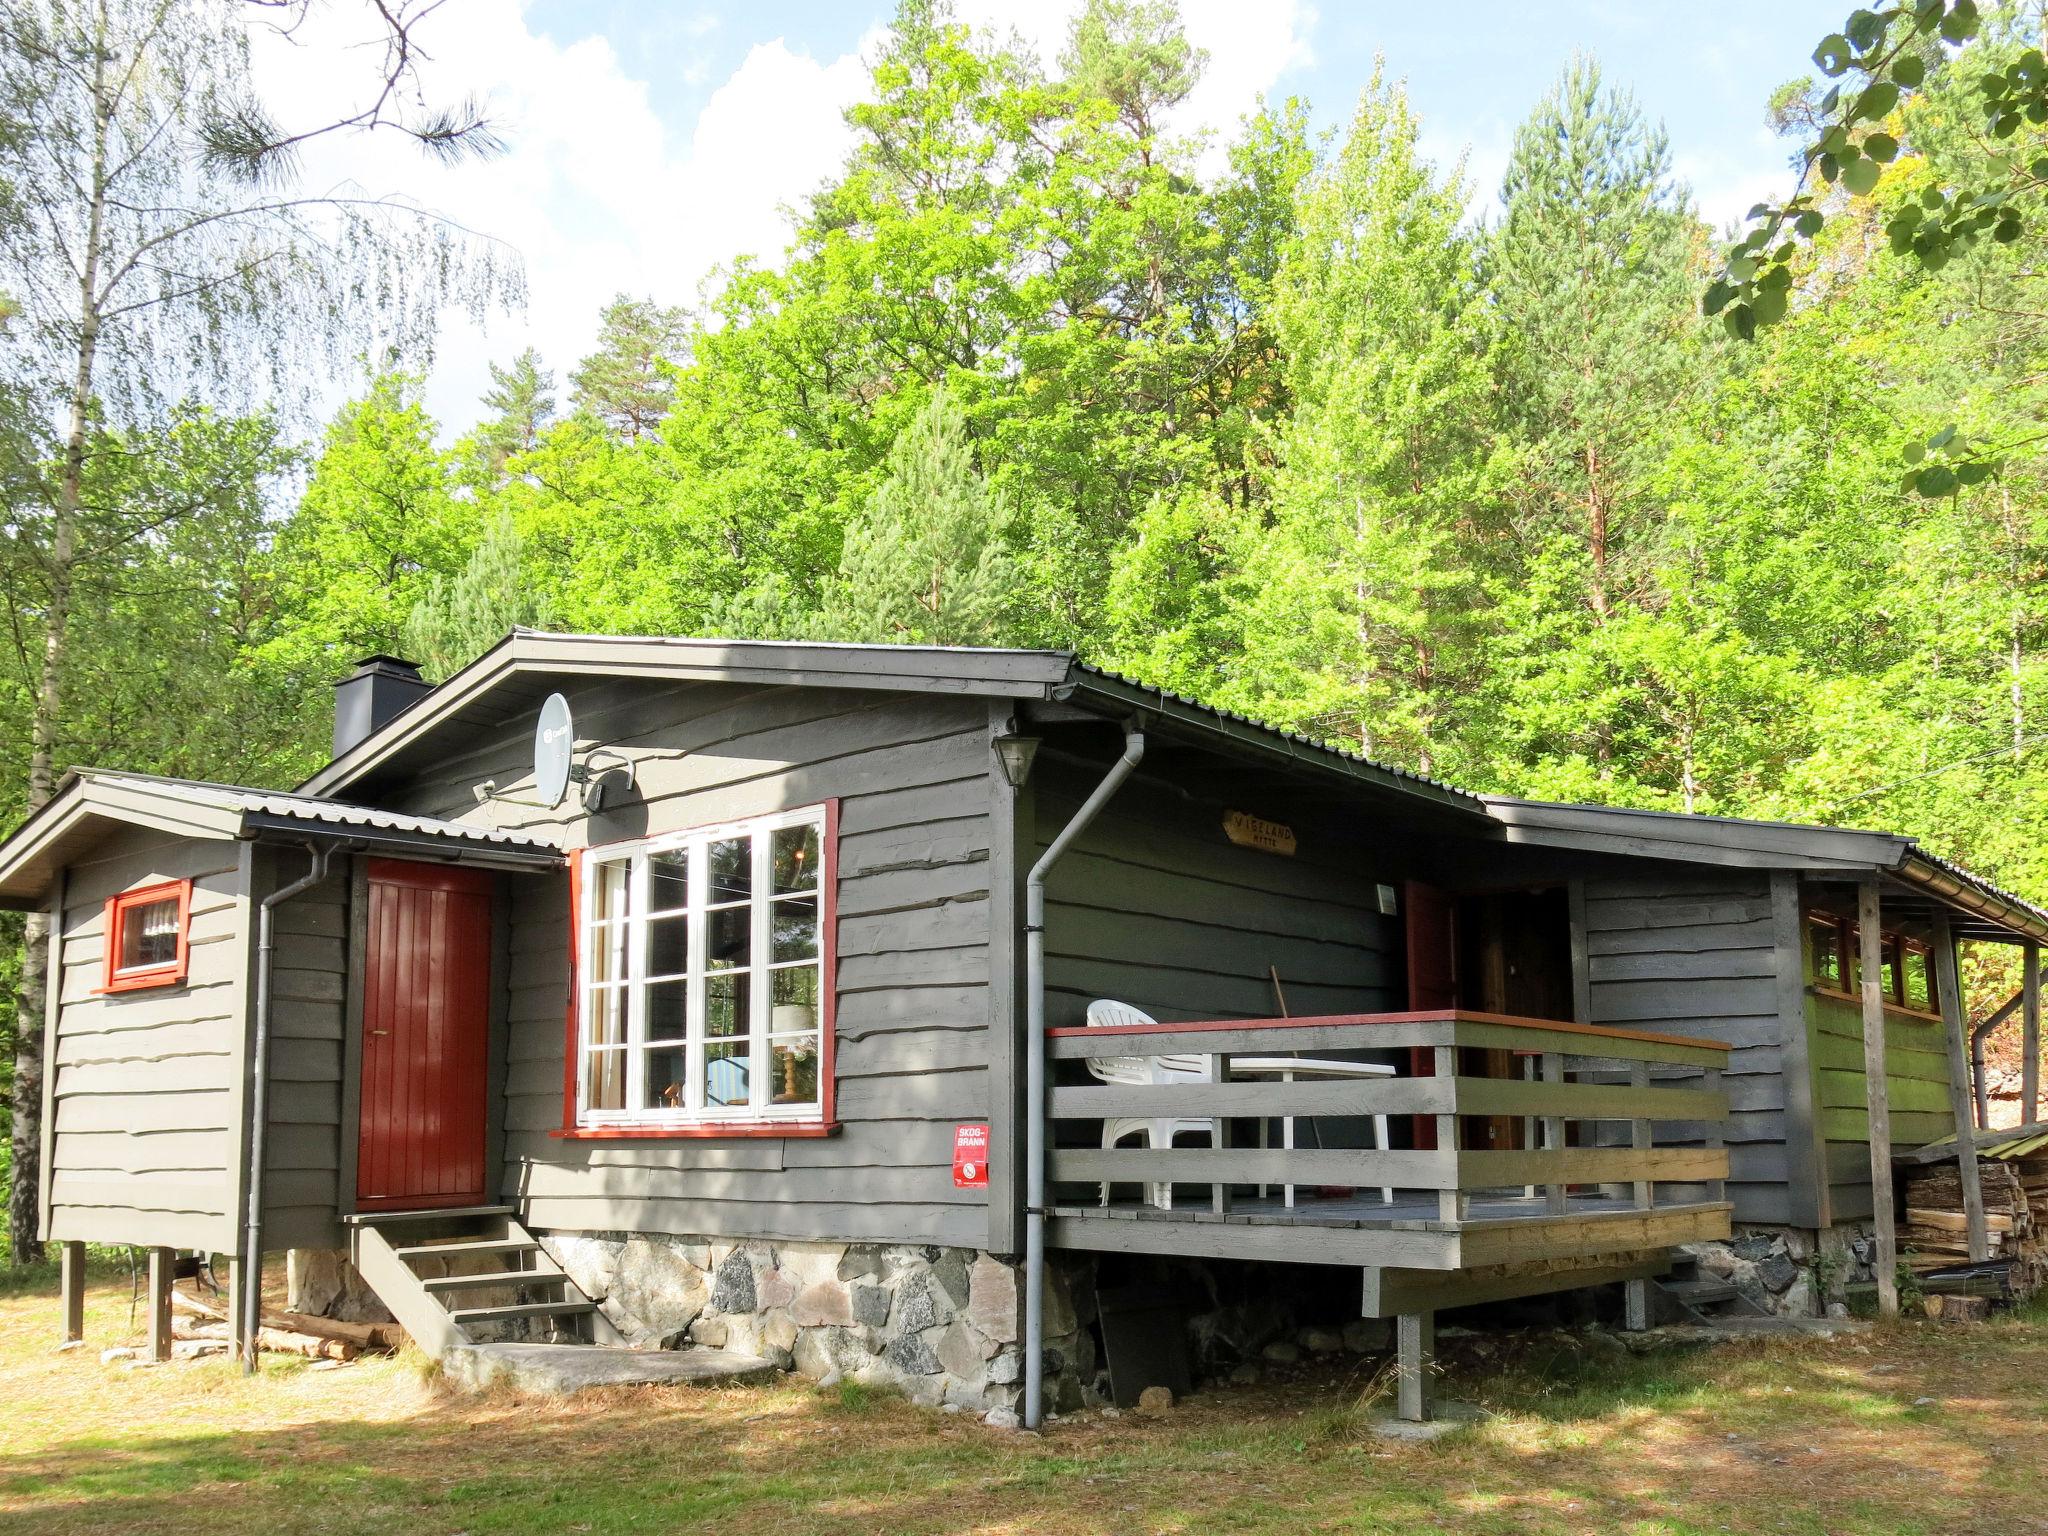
[
  {"x1": 401, "y1": 508, "x2": 552, "y2": 680},
  {"x1": 820, "y1": 389, "x2": 1023, "y2": 645},
  {"x1": 468, "y1": 348, "x2": 556, "y2": 481},
  {"x1": 569, "y1": 296, "x2": 691, "y2": 441}
]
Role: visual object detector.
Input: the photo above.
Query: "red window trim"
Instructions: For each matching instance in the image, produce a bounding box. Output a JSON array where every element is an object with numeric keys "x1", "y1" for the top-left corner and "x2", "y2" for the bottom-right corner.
[
  {"x1": 560, "y1": 798, "x2": 840, "y2": 1133},
  {"x1": 97, "y1": 878, "x2": 192, "y2": 994}
]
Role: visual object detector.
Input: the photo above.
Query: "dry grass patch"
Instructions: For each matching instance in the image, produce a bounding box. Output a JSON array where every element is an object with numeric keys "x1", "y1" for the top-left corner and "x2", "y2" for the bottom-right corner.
[{"x1": 5, "y1": 1273, "x2": 2048, "y2": 1535}]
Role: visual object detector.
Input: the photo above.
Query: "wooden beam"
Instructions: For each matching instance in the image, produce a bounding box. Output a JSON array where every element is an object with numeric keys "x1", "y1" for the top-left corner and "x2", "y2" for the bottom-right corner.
[
  {"x1": 1396, "y1": 1311, "x2": 1434, "y2": 1422},
  {"x1": 1362, "y1": 1255, "x2": 1666, "y2": 1318},
  {"x1": 1859, "y1": 878, "x2": 1899, "y2": 1320},
  {"x1": 2026, "y1": 940, "x2": 2041, "y2": 1127},
  {"x1": 146, "y1": 1248, "x2": 174, "y2": 1363},
  {"x1": 59, "y1": 1241, "x2": 84, "y2": 1343},
  {"x1": 1048, "y1": 1076, "x2": 1725, "y2": 1122},
  {"x1": 1932, "y1": 912, "x2": 1991, "y2": 1263}
]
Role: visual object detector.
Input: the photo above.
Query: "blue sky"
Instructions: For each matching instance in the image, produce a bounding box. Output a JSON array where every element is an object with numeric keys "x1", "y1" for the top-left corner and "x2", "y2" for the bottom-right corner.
[{"x1": 259, "y1": 1, "x2": 1848, "y2": 430}]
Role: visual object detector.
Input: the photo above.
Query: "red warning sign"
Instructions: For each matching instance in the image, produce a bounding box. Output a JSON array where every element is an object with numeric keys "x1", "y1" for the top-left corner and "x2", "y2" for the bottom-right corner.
[{"x1": 953, "y1": 1123, "x2": 990, "y2": 1188}]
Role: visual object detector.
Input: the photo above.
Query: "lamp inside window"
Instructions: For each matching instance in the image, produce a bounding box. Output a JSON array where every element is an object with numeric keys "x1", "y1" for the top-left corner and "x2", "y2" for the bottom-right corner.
[{"x1": 102, "y1": 880, "x2": 191, "y2": 992}]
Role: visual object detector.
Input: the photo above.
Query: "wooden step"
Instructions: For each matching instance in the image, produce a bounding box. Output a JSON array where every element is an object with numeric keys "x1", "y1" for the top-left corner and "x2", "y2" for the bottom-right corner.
[
  {"x1": 448, "y1": 1299, "x2": 597, "y2": 1326},
  {"x1": 420, "y1": 1270, "x2": 563, "y2": 1294},
  {"x1": 1661, "y1": 1277, "x2": 1739, "y2": 1306},
  {"x1": 345, "y1": 1204, "x2": 516, "y2": 1227},
  {"x1": 394, "y1": 1237, "x2": 539, "y2": 1262}
]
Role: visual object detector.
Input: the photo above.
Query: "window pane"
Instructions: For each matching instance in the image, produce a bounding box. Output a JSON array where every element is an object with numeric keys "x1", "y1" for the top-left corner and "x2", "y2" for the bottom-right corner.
[
  {"x1": 706, "y1": 1041, "x2": 751, "y2": 1107},
  {"x1": 1905, "y1": 949, "x2": 1932, "y2": 1010},
  {"x1": 587, "y1": 1048, "x2": 626, "y2": 1111},
  {"x1": 587, "y1": 985, "x2": 627, "y2": 1048},
  {"x1": 707, "y1": 903, "x2": 751, "y2": 970},
  {"x1": 591, "y1": 858, "x2": 632, "y2": 926},
  {"x1": 590, "y1": 912, "x2": 630, "y2": 988},
  {"x1": 770, "y1": 964, "x2": 818, "y2": 1030},
  {"x1": 649, "y1": 848, "x2": 689, "y2": 913},
  {"x1": 770, "y1": 1034, "x2": 819, "y2": 1105},
  {"x1": 646, "y1": 978, "x2": 688, "y2": 1041},
  {"x1": 1808, "y1": 918, "x2": 1841, "y2": 988},
  {"x1": 772, "y1": 824, "x2": 820, "y2": 893},
  {"x1": 771, "y1": 894, "x2": 818, "y2": 962},
  {"x1": 644, "y1": 1047, "x2": 687, "y2": 1111},
  {"x1": 708, "y1": 836, "x2": 752, "y2": 905},
  {"x1": 648, "y1": 913, "x2": 688, "y2": 979},
  {"x1": 707, "y1": 972, "x2": 750, "y2": 1038},
  {"x1": 121, "y1": 897, "x2": 180, "y2": 969}
]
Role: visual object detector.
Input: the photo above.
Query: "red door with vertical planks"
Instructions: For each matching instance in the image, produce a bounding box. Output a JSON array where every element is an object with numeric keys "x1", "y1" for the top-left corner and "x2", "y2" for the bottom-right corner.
[{"x1": 356, "y1": 860, "x2": 494, "y2": 1211}]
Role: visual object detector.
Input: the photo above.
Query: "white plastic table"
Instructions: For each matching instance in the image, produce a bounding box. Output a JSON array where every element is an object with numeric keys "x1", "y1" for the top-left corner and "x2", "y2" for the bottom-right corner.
[{"x1": 1228, "y1": 1055, "x2": 1397, "y2": 1207}]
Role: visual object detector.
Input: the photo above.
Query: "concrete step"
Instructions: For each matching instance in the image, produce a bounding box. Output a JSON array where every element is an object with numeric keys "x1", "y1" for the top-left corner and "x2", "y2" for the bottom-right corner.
[{"x1": 441, "y1": 1342, "x2": 784, "y2": 1395}]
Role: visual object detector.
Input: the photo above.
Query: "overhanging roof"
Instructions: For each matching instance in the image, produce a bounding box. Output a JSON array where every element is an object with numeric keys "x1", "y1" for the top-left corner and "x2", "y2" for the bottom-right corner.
[
  {"x1": 0, "y1": 769, "x2": 563, "y2": 909},
  {"x1": 297, "y1": 630, "x2": 1488, "y2": 818}
]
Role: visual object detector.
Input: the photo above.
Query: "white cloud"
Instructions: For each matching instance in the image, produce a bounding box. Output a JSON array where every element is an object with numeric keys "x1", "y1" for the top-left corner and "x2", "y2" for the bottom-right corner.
[{"x1": 246, "y1": 0, "x2": 1310, "y2": 435}]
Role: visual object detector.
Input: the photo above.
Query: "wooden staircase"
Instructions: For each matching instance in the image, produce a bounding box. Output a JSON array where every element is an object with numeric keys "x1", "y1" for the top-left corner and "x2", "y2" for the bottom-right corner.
[{"x1": 346, "y1": 1205, "x2": 625, "y2": 1359}]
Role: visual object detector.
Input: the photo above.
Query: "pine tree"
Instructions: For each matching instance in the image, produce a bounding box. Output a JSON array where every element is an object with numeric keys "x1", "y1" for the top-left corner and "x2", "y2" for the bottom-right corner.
[
  {"x1": 400, "y1": 508, "x2": 551, "y2": 679},
  {"x1": 1480, "y1": 55, "x2": 1703, "y2": 788},
  {"x1": 569, "y1": 295, "x2": 691, "y2": 441},
  {"x1": 1225, "y1": 68, "x2": 1490, "y2": 775},
  {"x1": 470, "y1": 348, "x2": 556, "y2": 479},
  {"x1": 821, "y1": 389, "x2": 1022, "y2": 646}
]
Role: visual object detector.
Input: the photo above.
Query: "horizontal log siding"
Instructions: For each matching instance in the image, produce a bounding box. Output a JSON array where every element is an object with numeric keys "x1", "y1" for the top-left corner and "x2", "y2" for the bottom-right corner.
[
  {"x1": 1035, "y1": 759, "x2": 1402, "y2": 1031},
  {"x1": 258, "y1": 860, "x2": 352, "y2": 1251},
  {"x1": 382, "y1": 680, "x2": 1000, "y2": 1248},
  {"x1": 1581, "y1": 871, "x2": 1795, "y2": 1225},
  {"x1": 46, "y1": 825, "x2": 248, "y2": 1250},
  {"x1": 1811, "y1": 987, "x2": 1955, "y2": 1222}
]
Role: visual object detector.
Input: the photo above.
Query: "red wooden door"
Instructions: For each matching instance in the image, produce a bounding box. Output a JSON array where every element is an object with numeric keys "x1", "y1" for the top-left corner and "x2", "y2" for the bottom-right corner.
[
  {"x1": 357, "y1": 860, "x2": 494, "y2": 1211},
  {"x1": 1404, "y1": 880, "x2": 1458, "y2": 1151}
]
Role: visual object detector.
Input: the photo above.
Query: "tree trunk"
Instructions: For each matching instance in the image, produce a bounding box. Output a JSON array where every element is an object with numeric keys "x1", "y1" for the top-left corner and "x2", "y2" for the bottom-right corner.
[{"x1": 9, "y1": 29, "x2": 110, "y2": 1269}]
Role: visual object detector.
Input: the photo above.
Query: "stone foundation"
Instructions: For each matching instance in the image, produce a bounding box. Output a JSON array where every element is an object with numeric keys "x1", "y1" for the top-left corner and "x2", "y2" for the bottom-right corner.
[
  {"x1": 1683, "y1": 1223, "x2": 1872, "y2": 1318},
  {"x1": 541, "y1": 1232, "x2": 1095, "y2": 1416},
  {"x1": 287, "y1": 1249, "x2": 395, "y2": 1324}
]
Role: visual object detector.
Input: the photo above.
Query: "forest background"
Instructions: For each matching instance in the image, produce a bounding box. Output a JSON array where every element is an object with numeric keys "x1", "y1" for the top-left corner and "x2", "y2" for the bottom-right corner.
[{"x1": 6, "y1": 0, "x2": 2046, "y2": 1249}]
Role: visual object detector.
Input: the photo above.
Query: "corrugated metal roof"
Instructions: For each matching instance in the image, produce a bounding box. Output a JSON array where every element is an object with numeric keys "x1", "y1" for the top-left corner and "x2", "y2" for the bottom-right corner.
[
  {"x1": 77, "y1": 770, "x2": 558, "y2": 852},
  {"x1": 1069, "y1": 661, "x2": 1483, "y2": 804}
]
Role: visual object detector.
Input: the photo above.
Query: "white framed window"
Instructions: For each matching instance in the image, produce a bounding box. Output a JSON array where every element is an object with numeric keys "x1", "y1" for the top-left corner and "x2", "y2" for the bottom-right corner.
[{"x1": 576, "y1": 805, "x2": 828, "y2": 1128}]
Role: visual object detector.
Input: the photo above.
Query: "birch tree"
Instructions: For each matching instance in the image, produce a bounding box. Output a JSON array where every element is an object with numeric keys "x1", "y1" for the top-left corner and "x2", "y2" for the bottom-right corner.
[{"x1": 0, "y1": 0, "x2": 514, "y2": 1265}]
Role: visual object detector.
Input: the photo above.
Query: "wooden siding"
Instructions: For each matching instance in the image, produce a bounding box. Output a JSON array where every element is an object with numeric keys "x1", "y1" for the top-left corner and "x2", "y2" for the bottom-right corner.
[
  {"x1": 45, "y1": 825, "x2": 248, "y2": 1251},
  {"x1": 1035, "y1": 758, "x2": 1402, "y2": 1030},
  {"x1": 1580, "y1": 869, "x2": 1803, "y2": 1225},
  {"x1": 1810, "y1": 987, "x2": 1955, "y2": 1221},
  {"x1": 380, "y1": 679, "x2": 1002, "y2": 1249},
  {"x1": 258, "y1": 854, "x2": 352, "y2": 1251}
]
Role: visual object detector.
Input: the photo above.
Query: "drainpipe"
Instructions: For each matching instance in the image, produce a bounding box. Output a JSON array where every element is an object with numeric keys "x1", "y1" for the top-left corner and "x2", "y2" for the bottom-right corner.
[
  {"x1": 242, "y1": 842, "x2": 334, "y2": 1373},
  {"x1": 1023, "y1": 722, "x2": 1143, "y2": 1429}
]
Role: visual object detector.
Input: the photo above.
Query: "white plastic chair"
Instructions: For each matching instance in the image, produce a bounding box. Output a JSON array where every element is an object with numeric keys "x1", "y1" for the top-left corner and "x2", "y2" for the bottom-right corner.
[{"x1": 1085, "y1": 999, "x2": 1215, "y2": 1209}]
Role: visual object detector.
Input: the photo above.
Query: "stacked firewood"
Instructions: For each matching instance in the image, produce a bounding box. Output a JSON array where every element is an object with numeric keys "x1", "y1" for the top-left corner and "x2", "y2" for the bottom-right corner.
[
  {"x1": 170, "y1": 1288, "x2": 403, "y2": 1361},
  {"x1": 1900, "y1": 1149, "x2": 2048, "y2": 1292}
]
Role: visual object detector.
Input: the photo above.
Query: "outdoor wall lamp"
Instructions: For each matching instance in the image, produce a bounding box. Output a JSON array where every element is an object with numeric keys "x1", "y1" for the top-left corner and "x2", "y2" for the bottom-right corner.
[{"x1": 993, "y1": 732, "x2": 1041, "y2": 789}]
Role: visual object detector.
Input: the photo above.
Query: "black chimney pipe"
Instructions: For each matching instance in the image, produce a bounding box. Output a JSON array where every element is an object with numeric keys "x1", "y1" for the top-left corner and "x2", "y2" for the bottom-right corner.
[{"x1": 331, "y1": 655, "x2": 430, "y2": 757}]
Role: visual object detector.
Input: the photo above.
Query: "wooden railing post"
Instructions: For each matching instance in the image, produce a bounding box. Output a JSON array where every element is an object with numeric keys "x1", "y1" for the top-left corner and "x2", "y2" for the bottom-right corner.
[
  {"x1": 1434, "y1": 1044, "x2": 1463, "y2": 1222},
  {"x1": 1542, "y1": 1053, "x2": 1567, "y2": 1215},
  {"x1": 1701, "y1": 1064, "x2": 1726, "y2": 1206},
  {"x1": 1859, "y1": 878, "x2": 1899, "y2": 1319},
  {"x1": 1933, "y1": 912, "x2": 1991, "y2": 1262},
  {"x1": 1629, "y1": 1060, "x2": 1652, "y2": 1212}
]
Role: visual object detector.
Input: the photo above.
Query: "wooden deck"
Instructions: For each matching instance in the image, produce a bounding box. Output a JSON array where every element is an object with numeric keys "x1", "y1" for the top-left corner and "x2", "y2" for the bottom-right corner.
[{"x1": 1044, "y1": 1009, "x2": 1735, "y2": 1284}]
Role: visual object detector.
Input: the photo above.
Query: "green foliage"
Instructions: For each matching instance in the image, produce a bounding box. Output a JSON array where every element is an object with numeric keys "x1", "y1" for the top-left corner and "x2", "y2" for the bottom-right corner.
[
  {"x1": 401, "y1": 508, "x2": 553, "y2": 681},
  {"x1": 568, "y1": 295, "x2": 691, "y2": 442}
]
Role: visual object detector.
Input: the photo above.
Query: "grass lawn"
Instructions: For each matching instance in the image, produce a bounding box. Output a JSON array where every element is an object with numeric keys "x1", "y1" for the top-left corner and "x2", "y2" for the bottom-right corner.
[{"x1": 4, "y1": 1266, "x2": 2047, "y2": 1536}]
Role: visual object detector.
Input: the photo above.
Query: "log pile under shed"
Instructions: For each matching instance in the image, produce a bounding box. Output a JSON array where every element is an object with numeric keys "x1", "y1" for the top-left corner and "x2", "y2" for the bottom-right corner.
[{"x1": 1896, "y1": 1123, "x2": 2048, "y2": 1296}]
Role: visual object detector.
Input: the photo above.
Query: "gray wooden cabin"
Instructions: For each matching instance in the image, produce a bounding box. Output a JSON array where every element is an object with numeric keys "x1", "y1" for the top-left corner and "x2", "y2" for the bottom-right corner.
[{"x1": 4, "y1": 632, "x2": 2039, "y2": 1421}]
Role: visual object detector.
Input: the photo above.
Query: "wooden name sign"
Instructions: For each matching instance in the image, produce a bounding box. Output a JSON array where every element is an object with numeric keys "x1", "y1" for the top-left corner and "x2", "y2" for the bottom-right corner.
[{"x1": 1223, "y1": 810, "x2": 1296, "y2": 856}]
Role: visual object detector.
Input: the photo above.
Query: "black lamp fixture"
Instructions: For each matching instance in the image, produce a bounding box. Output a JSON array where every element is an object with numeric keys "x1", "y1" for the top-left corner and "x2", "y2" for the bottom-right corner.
[{"x1": 993, "y1": 731, "x2": 1041, "y2": 789}]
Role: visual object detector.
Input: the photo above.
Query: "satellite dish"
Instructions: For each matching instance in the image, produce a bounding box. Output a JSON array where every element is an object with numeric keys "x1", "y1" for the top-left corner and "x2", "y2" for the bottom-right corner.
[{"x1": 534, "y1": 693, "x2": 574, "y2": 808}]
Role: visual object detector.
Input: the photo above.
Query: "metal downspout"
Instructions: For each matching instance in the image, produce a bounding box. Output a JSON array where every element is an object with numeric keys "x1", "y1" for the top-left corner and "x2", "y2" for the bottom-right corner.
[
  {"x1": 1023, "y1": 723, "x2": 1143, "y2": 1429},
  {"x1": 241, "y1": 841, "x2": 334, "y2": 1373}
]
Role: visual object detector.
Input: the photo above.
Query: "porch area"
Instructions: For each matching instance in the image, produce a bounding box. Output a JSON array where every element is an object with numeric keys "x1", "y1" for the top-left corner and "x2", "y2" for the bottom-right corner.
[{"x1": 1043, "y1": 1008, "x2": 1733, "y2": 1418}]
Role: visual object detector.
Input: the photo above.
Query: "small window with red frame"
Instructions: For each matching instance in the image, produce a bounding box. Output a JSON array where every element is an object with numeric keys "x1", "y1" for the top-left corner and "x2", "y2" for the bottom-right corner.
[{"x1": 102, "y1": 880, "x2": 191, "y2": 992}]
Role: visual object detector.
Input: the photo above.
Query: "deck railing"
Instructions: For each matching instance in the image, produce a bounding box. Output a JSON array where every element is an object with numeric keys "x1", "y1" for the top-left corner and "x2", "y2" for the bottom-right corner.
[{"x1": 1045, "y1": 1009, "x2": 1730, "y2": 1268}]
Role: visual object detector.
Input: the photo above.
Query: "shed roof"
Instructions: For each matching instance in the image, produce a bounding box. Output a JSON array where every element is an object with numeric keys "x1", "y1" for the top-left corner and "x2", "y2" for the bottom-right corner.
[{"x1": 0, "y1": 769, "x2": 562, "y2": 909}]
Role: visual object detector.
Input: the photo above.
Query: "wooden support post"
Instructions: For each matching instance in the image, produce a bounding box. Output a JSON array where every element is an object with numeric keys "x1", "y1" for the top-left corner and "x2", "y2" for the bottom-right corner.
[
  {"x1": 1209, "y1": 1051, "x2": 1231, "y2": 1216},
  {"x1": 146, "y1": 1248, "x2": 174, "y2": 1363},
  {"x1": 1702, "y1": 1064, "x2": 1727, "y2": 1206},
  {"x1": 2026, "y1": 940, "x2": 2042, "y2": 1127},
  {"x1": 1933, "y1": 913, "x2": 1991, "y2": 1263},
  {"x1": 1858, "y1": 879, "x2": 1899, "y2": 1320},
  {"x1": 1396, "y1": 1310, "x2": 1434, "y2": 1423},
  {"x1": 1623, "y1": 1277, "x2": 1650, "y2": 1332},
  {"x1": 1542, "y1": 1052, "x2": 1567, "y2": 1215},
  {"x1": 1520, "y1": 1054, "x2": 1538, "y2": 1197},
  {"x1": 59, "y1": 1241, "x2": 85, "y2": 1343},
  {"x1": 1433, "y1": 1045, "x2": 1463, "y2": 1223},
  {"x1": 1629, "y1": 1060, "x2": 1653, "y2": 1212}
]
